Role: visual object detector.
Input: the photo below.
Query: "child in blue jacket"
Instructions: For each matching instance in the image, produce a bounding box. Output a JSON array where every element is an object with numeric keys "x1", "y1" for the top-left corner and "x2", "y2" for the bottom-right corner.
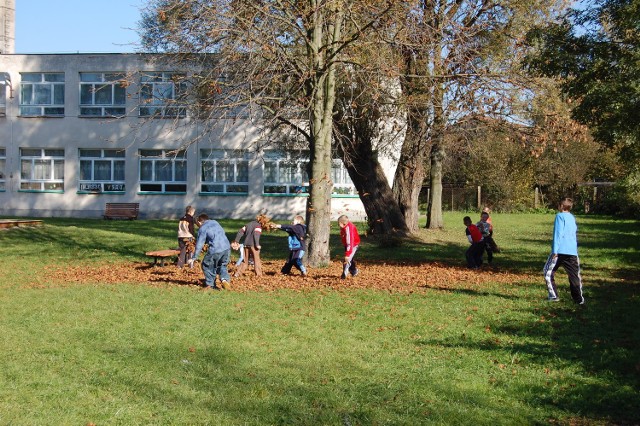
[
  {"x1": 543, "y1": 198, "x2": 585, "y2": 305},
  {"x1": 273, "y1": 215, "x2": 308, "y2": 276}
]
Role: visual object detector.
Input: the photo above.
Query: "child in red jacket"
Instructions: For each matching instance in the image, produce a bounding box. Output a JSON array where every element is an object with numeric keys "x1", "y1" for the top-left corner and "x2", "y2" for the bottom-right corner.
[
  {"x1": 338, "y1": 215, "x2": 361, "y2": 279},
  {"x1": 464, "y1": 216, "x2": 485, "y2": 269}
]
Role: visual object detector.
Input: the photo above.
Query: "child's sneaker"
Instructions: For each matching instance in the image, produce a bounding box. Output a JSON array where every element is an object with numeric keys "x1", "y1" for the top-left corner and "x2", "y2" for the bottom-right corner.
[
  {"x1": 351, "y1": 269, "x2": 359, "y2": 277},
  {"x1": 220, "y1": 280, "x2": 230, "y2": 290},
  {"x1": 547, "y1": 296, "x2": 559, "y2": 302},
  {"x1": 341, "y1": 272, "x2": 347, "y2": 279}
]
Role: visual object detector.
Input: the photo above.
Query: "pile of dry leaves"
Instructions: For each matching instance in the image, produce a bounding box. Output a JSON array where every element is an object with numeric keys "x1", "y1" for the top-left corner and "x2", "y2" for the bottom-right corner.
[{"x1": 36, "y1": 259, "x2": 536, "y2": 293}]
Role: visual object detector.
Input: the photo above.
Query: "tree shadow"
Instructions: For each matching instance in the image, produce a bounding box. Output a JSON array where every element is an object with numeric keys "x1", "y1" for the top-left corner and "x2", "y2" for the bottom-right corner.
[{"x1": 412, "y1": 277, "x2": 640, "y2": 424}]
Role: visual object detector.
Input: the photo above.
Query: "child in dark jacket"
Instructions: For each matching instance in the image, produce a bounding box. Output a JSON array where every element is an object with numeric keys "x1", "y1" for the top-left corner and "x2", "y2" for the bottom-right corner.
[{"x1": 273, "y1": 215, "x2": 308, "y2": 276}]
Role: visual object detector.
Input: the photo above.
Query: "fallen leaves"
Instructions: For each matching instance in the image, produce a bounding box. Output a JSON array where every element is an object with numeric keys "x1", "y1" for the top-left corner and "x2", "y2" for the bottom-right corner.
[{"x1": 34, "y1": 260, "x2": 536, "y2": 294}]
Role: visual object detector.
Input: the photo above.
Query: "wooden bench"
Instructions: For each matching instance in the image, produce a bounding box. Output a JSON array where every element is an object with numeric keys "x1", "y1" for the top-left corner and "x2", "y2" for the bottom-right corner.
[
  {"x1": 145, "y1": 249, "x2": 180, "y2": 266},
  {"x1": 103, "y1": 202, "x2": 139, "y2": 220}
]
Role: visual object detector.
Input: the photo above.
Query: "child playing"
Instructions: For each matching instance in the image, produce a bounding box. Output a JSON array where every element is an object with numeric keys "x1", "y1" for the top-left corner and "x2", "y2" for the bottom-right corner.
[
  {"x1": 231, "y1": 242, "x2": 254, "y2": 267},
  {"x1": 233, "y1": 213, "x2": 270, "y2": 277},
  {"x1": 476, "y1": 211, "x2": 498, "y2": 264},
  {"x1": 543, "y1": 198, "x2": 585, "y2": 305},
  {"x1": 177, "y1": 205, "x2": 196, "y2": 268},
  {"x1": 338, "y1": 215, "x2": 360, "y2": 279},
  {"x1": 273, "y1": 215, "x2": 308, "y2": 276},
  {"x1": 188, "y1": 214, "x2": 231, "y2": 290},
  {"x1": 464, "y1": 216, "x2": 485, "y2": 269}
]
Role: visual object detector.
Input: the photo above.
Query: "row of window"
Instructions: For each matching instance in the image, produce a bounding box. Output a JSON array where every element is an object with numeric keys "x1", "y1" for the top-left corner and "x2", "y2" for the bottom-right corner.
[
  {"x1": 17, "y1": 72, "x2": 187, "y2": 118},
  {"x1": 0, "y1": 148, "x2": 356, "y2": 195}
]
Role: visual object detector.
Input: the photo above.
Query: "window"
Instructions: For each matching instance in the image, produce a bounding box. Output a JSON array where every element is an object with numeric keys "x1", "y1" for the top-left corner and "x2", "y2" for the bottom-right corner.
[
  {"x1": 263, "y1": 150, "x2": 309, "y2": 194},
  {"x1": 139, "y1": 72, "x2": 187, "y2": 118},
  {"x1": 331, "y1": 159, "x2": 357, "y2": 195},
  {"x1": 0, "y1": 79, "x2": 6, "y2": 116},
  {"x1": 20, "y1": 73, "x2": 65, "y2": 116},
  {"x1": 20, "y1": 148, "x2": 64, "y2": 191},
  {"x1": 200, "y1": 149, "x2": 249, "y2": 194},
  {"x1": 79, "y1": 149, "x2": 126, "y2": 193},
  {"x1": 80, "y1": 73, "x2": 127, "y2": 117},
  {"x1": 0, "y1": 148, "x2": 5, "y2": 191},
  {"x1": 139, "y1": 149, "x2": 187, "y2": 193},
  {"x1": 262, "y1": 150, "x2": 357, "y2": 195}
]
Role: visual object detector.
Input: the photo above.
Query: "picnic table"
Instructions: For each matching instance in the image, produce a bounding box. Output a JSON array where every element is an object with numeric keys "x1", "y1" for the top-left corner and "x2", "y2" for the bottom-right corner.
[{"x1": 145, "y1": 249, "x2": 180, "y2": 266}]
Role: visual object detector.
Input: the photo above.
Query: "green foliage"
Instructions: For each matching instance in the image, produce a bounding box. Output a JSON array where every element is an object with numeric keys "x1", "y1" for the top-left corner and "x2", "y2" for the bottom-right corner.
[
  {"x1": 525, "y1": 0, "x2": 640, "y2": 163},
  {"x1": 524, "y1": 0, "x2": 640, "y2": 215},
  {"x1": 442, "y1": 110, "x2": 612, "y2": 211},
  {"x1": 590, "y1": 171, "x2": 640, "y2": 217}
]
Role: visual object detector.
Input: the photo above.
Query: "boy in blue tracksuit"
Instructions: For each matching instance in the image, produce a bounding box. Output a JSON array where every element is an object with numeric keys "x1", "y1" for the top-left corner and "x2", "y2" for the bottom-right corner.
[
  {"x1": 543, "y1": 198, "x2": 585, "y2": 305},
  {"x1": 273, "y1": 215, "x2": 308, "y2": 276}
]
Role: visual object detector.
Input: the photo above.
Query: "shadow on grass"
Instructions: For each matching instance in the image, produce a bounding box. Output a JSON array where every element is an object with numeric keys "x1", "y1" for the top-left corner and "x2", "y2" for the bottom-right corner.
[
  {"x1": 420, "y1": 285, "x2": 524, "y2": 300},
  {"x1": 0, "y1": 216, "x2": 609, "y2": 279},
  {"x1": 0, "y1": 218, "x2": 248, "y2": 262},
  {"x1": 413, "y1": 276, "x2": 640, "y2": 424},
  {"x1": 92, "y1": 340, "x2": 547, "y2": 424}
]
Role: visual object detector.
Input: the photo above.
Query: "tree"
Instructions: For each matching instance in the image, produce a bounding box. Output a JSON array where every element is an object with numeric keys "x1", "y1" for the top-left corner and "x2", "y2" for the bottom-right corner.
[
  {"x1": 525, "y1": 0, "x2": 640, "y2": 214},
  {"x1": 139, "y1": 0, "x2": 393, "y2": 266},
  {"x1": 387, "y1": 0, "x2": 565, "y2": 230},
  {"x1": 525, "y1": 0, "x2": 640, "y2": 162},
  {"x1": 333, "y1": 65, "x2": 410, "y2": 236}
]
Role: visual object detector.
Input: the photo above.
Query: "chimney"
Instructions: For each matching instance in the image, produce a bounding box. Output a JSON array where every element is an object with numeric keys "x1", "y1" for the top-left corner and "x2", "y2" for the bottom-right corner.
[{"x1": 0, "y1": 0, "x2": 15, "y2": 54}]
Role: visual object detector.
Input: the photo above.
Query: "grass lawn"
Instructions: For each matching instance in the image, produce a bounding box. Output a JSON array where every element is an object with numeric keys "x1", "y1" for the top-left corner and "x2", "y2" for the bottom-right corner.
[{"x1": 0, "y1": 212, "x2": 638, "y2": 425}]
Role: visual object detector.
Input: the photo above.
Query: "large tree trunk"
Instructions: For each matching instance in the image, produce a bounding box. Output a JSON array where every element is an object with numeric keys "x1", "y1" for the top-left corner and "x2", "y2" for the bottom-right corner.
[
  {"x1": 426, "y1": 142, "x2": 445, "y2": 228},
  {"x1": 426, "y1": 77, "x2": 446, "y2": 229},
  {"x1": 305, "y1": 3, "x2": 342, "y2": 267},
  {"x1": 392, "y1": 109, "x2": 429, "y2": 233},
  {"x1": 339, "y1": 141, "x2": 409, "y2": 236},
  {"x1": 392, "y1": 38, "x2": 432, "y2": 233},
  {"x1": 307, "y1": 129, "x2": 333, "y2": 267}
]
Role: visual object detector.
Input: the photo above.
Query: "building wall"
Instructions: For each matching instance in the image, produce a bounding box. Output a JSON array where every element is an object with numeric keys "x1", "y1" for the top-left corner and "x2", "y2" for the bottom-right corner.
[
  {"x1": 0, "y1": 0, "x2": 15, "y2": 54},
  {"x1": 0, "y1": 54, "x2": 386, "y2": 221}
]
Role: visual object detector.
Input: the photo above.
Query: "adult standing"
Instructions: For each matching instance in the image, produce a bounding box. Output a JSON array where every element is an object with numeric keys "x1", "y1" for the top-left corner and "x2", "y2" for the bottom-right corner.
[
  {"x1": 189, "y1": 214, "x2": 231, "y2": 290},
  {"x1": 543, "y1": 198, "x2": 585, "y2": 305}
]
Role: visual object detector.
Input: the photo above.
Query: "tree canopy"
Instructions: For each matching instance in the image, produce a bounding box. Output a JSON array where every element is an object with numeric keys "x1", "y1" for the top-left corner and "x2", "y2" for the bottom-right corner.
[
  {"x1": 525, "y1": 0, "x2": 640, "y2": 163},
  {"x1": 138, "y1": 0, "x2": 395, "y2": 266}
]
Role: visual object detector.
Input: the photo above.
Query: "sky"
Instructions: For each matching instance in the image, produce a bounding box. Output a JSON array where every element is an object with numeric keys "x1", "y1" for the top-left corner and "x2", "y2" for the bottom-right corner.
[{"x1": 15, "y1": 0, "x2": 145, "y2": 53}]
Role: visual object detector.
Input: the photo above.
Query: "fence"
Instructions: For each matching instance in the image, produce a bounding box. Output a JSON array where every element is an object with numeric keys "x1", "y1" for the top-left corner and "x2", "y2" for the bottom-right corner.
[{"x1": 420, "y1": 182, "x2": 616, "y2": 212}]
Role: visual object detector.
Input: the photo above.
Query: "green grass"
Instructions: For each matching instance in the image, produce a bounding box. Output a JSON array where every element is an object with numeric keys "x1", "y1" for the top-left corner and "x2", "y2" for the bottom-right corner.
[{"x1": 0, "y1": 212, "x2": 638, "y2": 425}]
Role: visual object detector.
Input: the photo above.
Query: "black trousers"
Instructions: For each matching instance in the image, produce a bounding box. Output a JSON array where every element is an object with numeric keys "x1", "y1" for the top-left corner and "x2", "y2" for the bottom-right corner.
[
  {"x1": 543, "y1": 254, "x2": 585, "y2": 303},
  {"x1": 465, "y1": 241, "x2": 485, "y2": 268}
]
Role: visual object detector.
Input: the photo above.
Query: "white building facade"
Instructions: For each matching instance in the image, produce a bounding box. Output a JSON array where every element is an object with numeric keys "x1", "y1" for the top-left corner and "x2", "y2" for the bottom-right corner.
[{"x1": 0, "y1": 53, "x2": 384, "y2": 220}]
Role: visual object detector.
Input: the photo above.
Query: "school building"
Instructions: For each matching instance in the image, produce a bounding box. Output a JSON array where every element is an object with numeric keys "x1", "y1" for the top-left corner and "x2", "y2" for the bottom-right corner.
[{"x1": 0, "y1": 1, "x2": 397, "y2": 220}]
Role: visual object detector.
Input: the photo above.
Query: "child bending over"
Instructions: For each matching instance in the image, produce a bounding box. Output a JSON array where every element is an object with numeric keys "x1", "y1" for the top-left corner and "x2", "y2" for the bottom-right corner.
[
  {"x1": 338, "y1": 215, "x2": 361, "y2": 279},
  {"x1": 273, "y1": 215, "x2": 308, "y2": 276}
]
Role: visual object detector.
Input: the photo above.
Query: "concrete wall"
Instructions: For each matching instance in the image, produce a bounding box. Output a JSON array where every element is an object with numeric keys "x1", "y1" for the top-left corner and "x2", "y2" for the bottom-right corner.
[{"x1": 0, "y1": 54, "x2": 384, "y2": 221}]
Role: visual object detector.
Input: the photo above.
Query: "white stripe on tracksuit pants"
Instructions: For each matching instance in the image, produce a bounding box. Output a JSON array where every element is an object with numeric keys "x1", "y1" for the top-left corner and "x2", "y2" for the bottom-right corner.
[
  {"x1": 343, "y1": 246, "x2": 359, "y2": 277},
  {"x1": 543, "y1": 253, "x2": 585, "y2": 304}
]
